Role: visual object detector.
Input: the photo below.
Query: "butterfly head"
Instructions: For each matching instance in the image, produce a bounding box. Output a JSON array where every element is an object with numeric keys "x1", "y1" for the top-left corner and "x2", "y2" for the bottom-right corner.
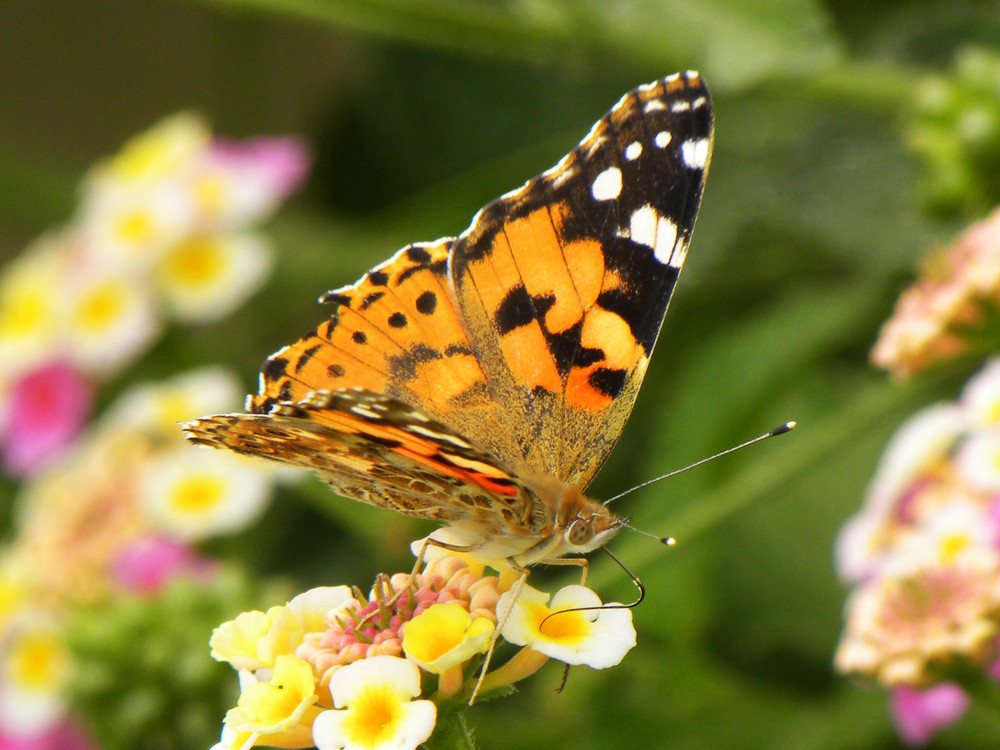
[{"x1": 559, "y1": 488, "x2": 625, "y2": 555}]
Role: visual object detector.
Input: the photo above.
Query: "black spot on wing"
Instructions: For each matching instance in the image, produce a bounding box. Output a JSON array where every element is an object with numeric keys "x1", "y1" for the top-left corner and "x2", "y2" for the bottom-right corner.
[
  {"x1": 588, "y1": 367, "x2": 627, "y2": 398},
  {"x1": 352, "y1": 330, "x2": 367, "y2": 344},
  {"x1": 415, "y1": 291, "x2": 437, "y2": 315},
  {"x1": 388, "y1": 312, "x2": 408, "y2": 328},
  {"x1": 361, "y1": 291, "x2": 385, "y2": 310},
  {"x1": 262, "y1": 355, "x2": 289, "y2": 384},
  {"x1": 320, "y1": 291, "x2": 351, "y2": 306},
  {"x1": 295, "y1": 345, "x2": 321, "y2": 373},
  {"x1": 368, "y1": 270, "x2": 389, "y2": 287},
  {"x1": 494, "y1": 284, "x2": 534, "y2": 335},
  {"x1": 327, "y1": 364, "x2": 346, "y2": 378}
]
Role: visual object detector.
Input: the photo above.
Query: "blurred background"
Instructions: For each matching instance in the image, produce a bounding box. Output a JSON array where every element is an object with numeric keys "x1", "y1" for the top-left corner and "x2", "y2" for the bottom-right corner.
[{"x1": 2, "y1": 1, "x2": 1000, "y2": 748}]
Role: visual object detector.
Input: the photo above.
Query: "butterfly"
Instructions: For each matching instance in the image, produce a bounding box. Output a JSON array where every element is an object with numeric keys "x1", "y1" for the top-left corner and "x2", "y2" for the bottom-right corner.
[{"x1": 183, "y1": 72, "x2": 713, "y2": 570}]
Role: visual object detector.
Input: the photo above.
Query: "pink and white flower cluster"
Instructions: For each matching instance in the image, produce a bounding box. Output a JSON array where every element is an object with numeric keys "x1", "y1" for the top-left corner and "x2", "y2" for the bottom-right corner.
[
  {"x1": 210, "y1": 555, "x2": 637, "y2": 750},
  {"x1": 836, "y1": 358, "x2": 1000, "y2": 744},
  {"x1": 0, "y1": 367, "x2": 287, "y2": 749},
  {"x1": 0, "y1": 113, "x2": 309, "y2": 476}
]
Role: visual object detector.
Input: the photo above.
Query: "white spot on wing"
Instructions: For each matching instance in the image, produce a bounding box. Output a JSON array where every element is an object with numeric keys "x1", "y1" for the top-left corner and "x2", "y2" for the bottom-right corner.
[
  {"x1": 625, "y1": 142, "x2": 642, "y2": 161},
  {"x1": 653, "y1": 217, "x2": 679, "y2": 265},
  {"x1": 654, "y1": 131, "x2": 671, "y2": 148},
  {"x1": 670, "y1": 238, "x2": 689, "y2": 269},
  {"x1": 692, "y1": 96, "x2": 707, "y2": 109},
  {"x1": 630, "y1": 206, "x2": 681, "y2": 266},
  {"x1": 681, "y1": 138, "x2": 710, "y2": 169},
  {"x1": 644, "y1": 100, "x2": 666, "y2": 112},
  {"x1": 591, "y1": 166, "x2": 622, "y2": 201},
  {"x1": 630, "y1": 206, "x2": 658, "y2": 248},
  {"x1": 671, "y1": 100, "x2": 691, "y2": 113}
]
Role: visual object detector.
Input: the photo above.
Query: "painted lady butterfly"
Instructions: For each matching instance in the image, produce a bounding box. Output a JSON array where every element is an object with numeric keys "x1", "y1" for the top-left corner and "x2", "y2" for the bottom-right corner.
[{"x1": 184, "y1": 72, "x2": 713, "y2": 570}]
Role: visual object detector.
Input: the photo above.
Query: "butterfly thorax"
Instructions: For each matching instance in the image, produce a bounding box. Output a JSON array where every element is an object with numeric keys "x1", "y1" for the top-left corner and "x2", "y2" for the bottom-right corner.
[{"x1": 436, "y1": 475, "x2": 624, "y2": 568}]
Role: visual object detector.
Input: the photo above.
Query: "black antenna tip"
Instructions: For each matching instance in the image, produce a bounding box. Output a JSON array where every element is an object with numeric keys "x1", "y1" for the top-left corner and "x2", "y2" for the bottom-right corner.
[{"x1": 771, "y1": 421, "x2": 796, "y2": 436}]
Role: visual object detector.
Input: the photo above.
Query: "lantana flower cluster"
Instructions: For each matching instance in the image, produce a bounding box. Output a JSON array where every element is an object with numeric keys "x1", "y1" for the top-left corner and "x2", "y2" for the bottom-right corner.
[
  {"x1": 0, "y1": 112, "x2": 308, "y2": 476},
  {"x1": 871, "y1": 206, "x2": 1000, "y2": 379},
  {"x1": 836, "y1": 359, "x2": 1000, "y2": 743},
  {"x1": 0, "y1": 367, "x2": 289, "y2": 748},
  {"x1": 210, "y1": 553, "x2": 636, "y2": 750}
]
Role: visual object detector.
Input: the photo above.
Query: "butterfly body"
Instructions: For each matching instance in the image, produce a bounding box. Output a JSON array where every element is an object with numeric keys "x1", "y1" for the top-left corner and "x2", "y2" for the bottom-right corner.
[{"x1": 183, "y1": 72, "x2": 713, "y2": 568}]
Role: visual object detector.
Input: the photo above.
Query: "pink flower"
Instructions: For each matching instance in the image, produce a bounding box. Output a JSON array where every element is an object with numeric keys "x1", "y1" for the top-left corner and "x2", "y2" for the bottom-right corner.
[
  {"x1": 0, "y1": 719, "x2": 97, "y2": 750},
  {"x1": 890, "y1": 683, "x2": 969, "y2": 746},
  {"x1": 203, "y1": 137, "x2": 310, "y2": 223},
  {"x1": 1, "y1": 362, "x2": 93, "y2": 477},
  {"x1": 111, "y1": 535, "x2": 216, "y2": 594}
]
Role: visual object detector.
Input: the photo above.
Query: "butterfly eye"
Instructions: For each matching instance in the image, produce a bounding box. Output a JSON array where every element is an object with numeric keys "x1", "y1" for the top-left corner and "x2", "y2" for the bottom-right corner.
[{"x1": 566, "y1": 518, "x2": 594, "y2": 547}]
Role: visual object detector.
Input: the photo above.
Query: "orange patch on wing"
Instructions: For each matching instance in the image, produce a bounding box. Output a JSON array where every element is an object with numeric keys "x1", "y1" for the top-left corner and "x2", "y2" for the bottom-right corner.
[
  {"x1": 415, "y1": 354, "x2": 483, "y2": 403},
  {"x1": 580, "y1": 308, "x2": 635, "y2": 369},
  {"x1": 564, "y1": 368, "x2": 612, "y2": 410},
  {"x1": 500, "y1": 324, "x2": 562, "y2": 395}
]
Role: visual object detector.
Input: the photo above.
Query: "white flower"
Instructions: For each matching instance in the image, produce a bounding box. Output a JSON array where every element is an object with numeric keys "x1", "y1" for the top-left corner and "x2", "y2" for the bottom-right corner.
[
  {"x1": 0, "y1": 616, "x2": 70, "y2": 739},
  {"x1": 835, "y1": 508, "x2": 893, "y2": 583},
  {"x1": 60, "y1": 267, "x2": 160, "y2": 376},
  {"x1": 312, "y1": 656, "x2": 436, "y2": 750},
  {"x1": 288, "y1": 586, "x2": 353, "y2": 634},
  {"x1": 498, "y1": 583, "x2": 636, "y2": 668},
  {"x1": 140, "y1": 446, "x2": 272, "y2": 542},
  {"x1": 155, "y1": 232, "x2": 273, "y2": 322},
  {"x1": 104, "y1": 366, "x2": 243, "y2": 439},
  {"x1": 962, "y1": 357, "x2": 1000, "y2": 427},
  {"x1": 887, "y1": 498, "x2": 999, "y2": 572},
  {"x1": 956, "y1": 427, "x2": 1000, "y2": 492},
  {"x1": 864, "y1": 403, "x2": 966, "y2": 514},
  {"x1": 0, "y1": 237, "x2": 67, "y2": 380}
]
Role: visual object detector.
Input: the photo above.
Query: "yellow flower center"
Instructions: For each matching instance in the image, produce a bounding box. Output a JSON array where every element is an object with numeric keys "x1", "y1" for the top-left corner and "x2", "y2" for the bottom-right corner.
[
  {"x1": 10, "y1": 631, "x2": 67, "y2": 690},
  {"x1": 194, "y1": 174, "x2": 228, "y2": 214},
  {"x1": 77, "y1": 283, "x2": 126, "y2": 333},
  {"x1": 536, "y1": 606, "x2": 588, "y2": 644},
  {"x1": 164, "y1": 237, "x2": 225, "y2": 287},
  {"x1": 170, "y1": 475, "x2": 225, "y2": 513},
  {"x1": 343, "y1": 685, "x2": 404, "y2": 748},
  {"x1": 0, "y1": 292, "x2": 48, "y2": 338},
  {"x1": 115, "y1": 210, "x2": 155, "y2": 245},
  {"x1": 939, "y1": 532, "x2": 970, "y2": 565}
]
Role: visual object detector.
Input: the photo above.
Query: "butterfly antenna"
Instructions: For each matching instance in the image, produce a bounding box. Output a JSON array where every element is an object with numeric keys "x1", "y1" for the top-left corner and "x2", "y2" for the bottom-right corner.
[{"x1": 602, "y1": 421, "x2": 796, "y2": 507}]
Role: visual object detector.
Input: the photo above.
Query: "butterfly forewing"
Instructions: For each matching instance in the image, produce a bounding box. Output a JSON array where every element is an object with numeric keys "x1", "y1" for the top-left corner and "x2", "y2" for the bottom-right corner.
[{"x1": 449, "y1": 73, "x2": 713, "y2": 487}]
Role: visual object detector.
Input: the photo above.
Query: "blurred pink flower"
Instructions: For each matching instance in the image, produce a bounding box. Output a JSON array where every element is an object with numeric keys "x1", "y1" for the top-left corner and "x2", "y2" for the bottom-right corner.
[
  {"x1": 1, "y1": 362, "x2": 93, "y2": 477},
  {"x1": 205, "y1": 137, "x2": 310, "y2": 218},
  {"x1": 890, "y1": 683, "x2": 969, "y2": 746},
  {"x1": 111, "y1": 535, "x2": 216, "y2": 594},
  {"x1": 872, "y1": 207, "x2": 1000, "y2": 378},
  {"x1": 0, "y1": 719, "x2": 96, "y2": 750}
]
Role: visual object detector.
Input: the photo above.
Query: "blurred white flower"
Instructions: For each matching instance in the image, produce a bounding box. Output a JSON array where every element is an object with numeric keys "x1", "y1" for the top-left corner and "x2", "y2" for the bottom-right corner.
[
  {"x1": 961, "y1": 357, "x2": 1000, "y2": 427},
  {"x1": 156, "y1": 233, "x2": 273, "y2": 322},
  {"x1": 140, "y1": 446, "x2": 272, "y2": 542},
  {"x1": 60, "y1": 267, "x2": 160, "y2": 376}
]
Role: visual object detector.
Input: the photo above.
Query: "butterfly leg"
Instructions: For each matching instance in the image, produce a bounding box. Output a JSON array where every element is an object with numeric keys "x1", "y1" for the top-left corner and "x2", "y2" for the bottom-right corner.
[
  {"x1": 541, "y1": 556, "x2": 589, "y2": 586},
  {"x1": 355, "y1": 535, "x2": 485, "y2": 631},
  {"x1": 537, "y1": 557, "x2": 589, "y2": 693},
  {"x1": 469, "y1": 559, "x2": 529, "y2": 706}
]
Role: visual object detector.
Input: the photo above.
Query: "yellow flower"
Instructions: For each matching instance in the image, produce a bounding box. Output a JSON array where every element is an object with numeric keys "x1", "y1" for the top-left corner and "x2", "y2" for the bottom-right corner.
[
  {"x1": 311, "y1": 656, "x2": 435, "y2": 750},
  {"x1": 498, "y1": 583, "x2": 636, "y2": 668},
  {"x1": 401, "y1": 602, "x2": 493, "y2": 675},
  {"x1": 223, "y1": 654, "x2": 322, "y2": 749},
  {"x1": 211, "y1": 606, "x2": 302, "y2": 672}
]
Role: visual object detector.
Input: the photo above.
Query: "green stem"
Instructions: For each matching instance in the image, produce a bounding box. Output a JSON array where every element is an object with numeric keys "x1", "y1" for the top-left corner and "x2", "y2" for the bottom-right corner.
[{"x1": 423, "y1": 704, "x2": 477, "y2": 750}]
